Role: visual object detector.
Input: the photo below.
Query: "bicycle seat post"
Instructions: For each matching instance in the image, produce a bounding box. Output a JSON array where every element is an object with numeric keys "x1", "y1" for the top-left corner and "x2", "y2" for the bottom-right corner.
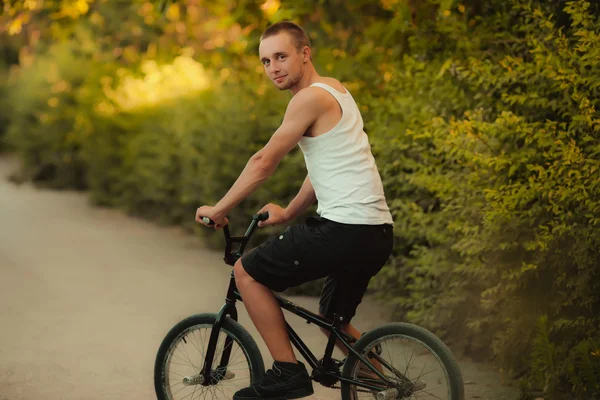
[{"x1": 322, "y1": 314, "x2": 344, "y2": 367}]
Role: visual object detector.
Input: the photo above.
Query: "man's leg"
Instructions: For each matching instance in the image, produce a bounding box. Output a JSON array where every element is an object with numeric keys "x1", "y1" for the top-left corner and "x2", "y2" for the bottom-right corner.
[
  {"x1": 318, "y1": 275, "x2": 369, "y2": 356},
  {"x1": 231, "y1": 225, "x2": 316, "y2": 399},
  {"x1": 318, "y1": 315, "x2": 362, "y2": 354},
  {"x1": 318, "y1": 315, "x2": 384, "y2": 376},
  {"x1": 234, "y1": 259, "x2": 297, "y2": 364}
]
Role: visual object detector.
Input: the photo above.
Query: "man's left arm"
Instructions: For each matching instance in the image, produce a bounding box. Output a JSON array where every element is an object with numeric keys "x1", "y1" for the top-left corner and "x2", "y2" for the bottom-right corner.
[{"x1": 196, "y1": 88, "x2": 324, "y2": 227}]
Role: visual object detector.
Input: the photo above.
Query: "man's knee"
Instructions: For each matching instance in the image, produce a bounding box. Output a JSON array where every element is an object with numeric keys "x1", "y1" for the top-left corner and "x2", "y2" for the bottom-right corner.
[
  {"x1": 234, "y1": 259, "x2": 253, "y2": 288},
  {"x1": 319, "y1": 312, "x2": 352, "y2": 335}
]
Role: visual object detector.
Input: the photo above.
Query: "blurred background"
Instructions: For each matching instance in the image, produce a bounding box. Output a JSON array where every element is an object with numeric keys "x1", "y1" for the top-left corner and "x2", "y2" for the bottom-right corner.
[{"x1": 1, "y1": 0, "x2": 599, "y2": 399}]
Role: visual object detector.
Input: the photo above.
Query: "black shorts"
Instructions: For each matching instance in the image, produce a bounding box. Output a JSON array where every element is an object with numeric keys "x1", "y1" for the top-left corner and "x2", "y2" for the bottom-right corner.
[{"x1": 241, "y1": 216, "x2": 393, "y2": 323}]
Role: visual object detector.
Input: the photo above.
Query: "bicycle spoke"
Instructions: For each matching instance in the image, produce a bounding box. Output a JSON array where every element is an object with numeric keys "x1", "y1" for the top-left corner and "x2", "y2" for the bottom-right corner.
[
  {"x1": 168, "y1": 370, "x2": 187, "y2": 379},
  {"x1": 415, "y1": 388, "x2": 445, "y2": 400},
  {"x1": 405, "y1": 344, "x2": 416, "y2": 378},
  {"x1": 188, "y1": 384, "x2": 199, "y2": 400},
  {"x1": 214, "y1": 380, "x2": 231, "y2": 398},
  {"x1": 171, "y1": 351, "x2": 192, "y2": 366},
  {"x1": 196, "y1": 387, "x2": 207, "y2": 400},
  {"x1": 412, "y1": 367, "x2": 438, "y2": 380},
  {"x1": 212, "y1": 335, "x2": 226, "y2": 364},
  {"x1": 160, "y1": 323, "x2": 253, "y2": 400},
  {"x1": 349, "y1": 335, "x2": 453, "y2": 400},
  {"x1": 174, "y1": 345, "x2": 196, "y2": 370},
  {"x1": 227, "y1": 341, "x2": 243, "y2": 364},
  {"x1": 188, "y1": 329, "x2": 204, "y2": 358},
  {"x1": 414, "y1": 353, "x2": 431, "y2": 385},
  {"x1": 182, "y1": 342, "x2": 198, "y2": 370},
  {"x1": 169, "y1": 383, "x2": 190, "y2": 397},
  {"x1": 199, "y1": 387, "x2": 208, "y2": 400},
  {"x1": 169, "y1": 361, "x2": 194, "y2": 369}
]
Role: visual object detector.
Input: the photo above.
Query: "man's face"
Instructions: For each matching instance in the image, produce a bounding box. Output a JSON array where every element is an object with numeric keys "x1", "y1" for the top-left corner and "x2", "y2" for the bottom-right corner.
[{"x1": 259, "y1": 32, "x2": 307, "y2": 91}]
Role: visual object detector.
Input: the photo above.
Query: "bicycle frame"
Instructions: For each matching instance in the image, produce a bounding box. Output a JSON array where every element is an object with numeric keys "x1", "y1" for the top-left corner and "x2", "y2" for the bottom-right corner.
[
  {"x1": 200, "y1": 273, "x2": 390, "y2": 392},
  {"x1": 198, "y1": 214, "x2": 390, "y2": 391}
]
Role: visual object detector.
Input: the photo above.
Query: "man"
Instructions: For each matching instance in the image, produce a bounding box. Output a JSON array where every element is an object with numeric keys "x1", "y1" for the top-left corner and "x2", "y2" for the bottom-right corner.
[{"x1": 195, "y1": 21, "x2": 394, "y2": 400}]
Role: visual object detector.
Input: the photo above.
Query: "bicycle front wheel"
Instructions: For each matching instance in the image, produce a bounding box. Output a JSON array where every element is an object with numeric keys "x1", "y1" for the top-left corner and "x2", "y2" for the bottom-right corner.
[
  {"x1": 341, "y1": 323, "x2": 464, "y2": 400},
  {"x1": 154, "y1": 313, "x2": 265, "y2": 400}
]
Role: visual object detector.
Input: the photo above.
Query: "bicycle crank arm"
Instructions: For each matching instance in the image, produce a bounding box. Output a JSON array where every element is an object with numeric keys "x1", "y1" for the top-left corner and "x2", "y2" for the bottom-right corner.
[{"x1": 183, "y1": 370, "x2": 236, "y2": 386}]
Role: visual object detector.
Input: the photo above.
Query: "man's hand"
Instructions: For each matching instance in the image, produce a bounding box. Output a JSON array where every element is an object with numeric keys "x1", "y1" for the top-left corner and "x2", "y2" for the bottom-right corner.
[
  {"x1": 256, "y1": 203, "x2": 288, "y2": 227},
  {"x1": 195, "y1": 205, "x2": 229, "y2": 230}
]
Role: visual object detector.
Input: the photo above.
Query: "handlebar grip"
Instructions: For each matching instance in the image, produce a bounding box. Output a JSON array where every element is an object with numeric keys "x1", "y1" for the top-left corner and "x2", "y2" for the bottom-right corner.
[
  {"x1": 204, "y1": 213, "x2": 267, "y2": 226},
  {"x1": 253, "y1": 211, "x2": 269, "y2": 221}
]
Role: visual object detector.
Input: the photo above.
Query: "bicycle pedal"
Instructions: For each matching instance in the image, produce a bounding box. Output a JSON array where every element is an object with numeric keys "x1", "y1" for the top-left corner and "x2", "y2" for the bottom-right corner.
[
  {"x1": 183, "y1": 374, "x2": 204, "y2": 386},
  {"x1": 376, "y1": 388, "x2": 398, "y2": 400}
]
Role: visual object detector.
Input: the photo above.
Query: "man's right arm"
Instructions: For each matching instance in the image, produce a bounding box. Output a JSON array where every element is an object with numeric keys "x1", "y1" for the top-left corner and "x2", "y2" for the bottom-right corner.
[{"x1": 284, "y1": 175, "x2": 316, "y2": 221}]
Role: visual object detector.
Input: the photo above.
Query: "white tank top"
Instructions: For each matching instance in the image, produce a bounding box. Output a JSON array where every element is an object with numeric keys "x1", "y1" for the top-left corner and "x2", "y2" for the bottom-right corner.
[{"x1": 297, "y1": 82, "x2": 393, "y2": 225}]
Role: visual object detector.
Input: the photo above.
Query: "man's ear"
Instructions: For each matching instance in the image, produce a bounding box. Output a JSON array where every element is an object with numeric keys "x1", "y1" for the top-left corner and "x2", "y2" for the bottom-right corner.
[{"x1": 303, "y1": 46, "x2": 311, "y2": 62}]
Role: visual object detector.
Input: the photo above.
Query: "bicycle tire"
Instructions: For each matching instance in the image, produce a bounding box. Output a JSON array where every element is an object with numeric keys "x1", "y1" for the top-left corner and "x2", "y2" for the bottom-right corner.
[
  {"x1": 154, "y1": 313, "x2": 265, "y2": 400},
  {"x1": 341, "y1": 323, "x2": 465, "y2": 400}
]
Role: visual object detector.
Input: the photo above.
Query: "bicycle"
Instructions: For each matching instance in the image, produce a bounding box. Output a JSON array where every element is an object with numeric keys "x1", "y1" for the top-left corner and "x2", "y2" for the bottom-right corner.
[{"x1": 154, "y1": 212, "x2": 465, "y2": 400}]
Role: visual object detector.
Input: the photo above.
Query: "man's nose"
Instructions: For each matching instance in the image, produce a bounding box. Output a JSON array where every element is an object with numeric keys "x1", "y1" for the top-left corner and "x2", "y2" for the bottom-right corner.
[{"x1": 269, "y1": 63, "x2": 280, "y2": 73}]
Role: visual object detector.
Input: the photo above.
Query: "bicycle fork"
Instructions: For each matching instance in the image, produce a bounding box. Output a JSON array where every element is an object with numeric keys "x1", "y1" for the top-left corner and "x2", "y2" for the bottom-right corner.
[{"x1": 197, "y1": 272, "x2": 240, "y2": 386}]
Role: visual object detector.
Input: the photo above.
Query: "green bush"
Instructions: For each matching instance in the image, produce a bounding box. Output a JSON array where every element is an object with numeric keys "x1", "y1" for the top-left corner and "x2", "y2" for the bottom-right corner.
[
  {"x1": 363, "y1": 1, "x2": 600, "y2": 397},
  {"x1": 100, "y1": 85, "x2": 298, "y2": 231},
  {"x1": 0, "y1": 66, "x2": 9, "y2": 152},
  {"x1": 5, "y1": 38, "x2": 101, "y2": 188}
]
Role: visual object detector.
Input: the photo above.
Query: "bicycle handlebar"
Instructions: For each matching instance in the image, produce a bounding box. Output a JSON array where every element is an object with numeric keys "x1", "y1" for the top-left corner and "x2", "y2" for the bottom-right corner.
[{"x1": 200, "y1": 212, "x2": 270, "y2": 266}]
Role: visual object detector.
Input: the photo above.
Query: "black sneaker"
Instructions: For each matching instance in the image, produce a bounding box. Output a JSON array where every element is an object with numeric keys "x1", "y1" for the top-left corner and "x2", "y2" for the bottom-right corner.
[{"x1": 233, "y1": 360, "x2": 314, "y2": 400}]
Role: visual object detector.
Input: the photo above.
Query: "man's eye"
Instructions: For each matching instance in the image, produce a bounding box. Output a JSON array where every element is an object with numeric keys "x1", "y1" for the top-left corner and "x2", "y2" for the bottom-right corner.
[
  {"x1": 277, "y1": 55, "x2": 285, "y2": 60},
  {"x1": 263, "y1": 60, "x2": 270, "y2": 66}
]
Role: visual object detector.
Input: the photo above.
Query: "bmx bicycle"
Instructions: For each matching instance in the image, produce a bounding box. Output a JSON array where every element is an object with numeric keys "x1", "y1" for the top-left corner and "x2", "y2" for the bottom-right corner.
[{"x1": 154, "y1": 212, "x2": 465, "y2": 400}]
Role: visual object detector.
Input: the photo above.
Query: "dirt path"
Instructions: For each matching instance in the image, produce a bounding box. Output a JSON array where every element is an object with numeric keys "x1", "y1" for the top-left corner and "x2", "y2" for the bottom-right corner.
[{"x1": 0, "y1": 156, "x2": 518, "y2": 400}]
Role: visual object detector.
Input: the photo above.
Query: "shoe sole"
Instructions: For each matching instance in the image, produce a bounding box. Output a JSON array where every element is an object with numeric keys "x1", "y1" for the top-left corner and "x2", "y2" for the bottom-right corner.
[{"x1": 233, "y1": 386, "x2": 314, "y2": 400}]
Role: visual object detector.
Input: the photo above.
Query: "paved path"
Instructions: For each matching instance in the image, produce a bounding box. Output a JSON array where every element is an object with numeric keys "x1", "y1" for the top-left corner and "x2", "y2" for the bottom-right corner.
[{"x1": 0, "y1": 156, "x2": 518, "y2": 400}]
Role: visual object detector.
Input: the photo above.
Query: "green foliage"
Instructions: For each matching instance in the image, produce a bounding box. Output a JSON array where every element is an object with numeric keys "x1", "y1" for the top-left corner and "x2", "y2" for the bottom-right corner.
[
  {"x1": 0, "y1": 64, "x2": 9, "y2": 152},
  {"x1": 96, "y1": 84, "x2": 296, "y2": 232},
  {"x1": 360, "y1": 1, "x2": 600, "y2": 398},
  {"x1": 530, "y1": 315, "x2": 567, "y2": 396},
  {"x1": 567, "y1": 336, "x2": 600, "y2": 397},
  {"x1": 5, "y1": 38, "x2": 98, "y2": 187},
  {"x1": 2, "y1": 1, "x2": 599, "y2": 397},
  {"x1": 528, "y1": 319, "x2": 600, "y2": 398}
]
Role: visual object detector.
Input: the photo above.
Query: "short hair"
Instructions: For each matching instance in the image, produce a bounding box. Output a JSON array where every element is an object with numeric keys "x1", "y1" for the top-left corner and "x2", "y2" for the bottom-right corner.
[{"x1": 260, "y1": 21, "x2": 311, "y2": 52}]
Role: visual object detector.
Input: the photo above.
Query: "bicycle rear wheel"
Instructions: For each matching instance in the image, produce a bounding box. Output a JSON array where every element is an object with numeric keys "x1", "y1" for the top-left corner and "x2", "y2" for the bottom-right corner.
[
  {"x1": 341, "y1": 323, "x2": 464, "y2": 400},
  {"x1": 154, "y1": 313, "x2": 265, "y2": 400}
]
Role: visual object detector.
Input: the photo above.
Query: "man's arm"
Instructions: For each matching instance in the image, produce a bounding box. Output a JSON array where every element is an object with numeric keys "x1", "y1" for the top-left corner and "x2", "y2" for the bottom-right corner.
[
  {"x1": 208, "y1": 88, "x2": 326, "y2": 222},
  {"x1": 284, "y1": 175, "x2": 316, "y2": 221}
]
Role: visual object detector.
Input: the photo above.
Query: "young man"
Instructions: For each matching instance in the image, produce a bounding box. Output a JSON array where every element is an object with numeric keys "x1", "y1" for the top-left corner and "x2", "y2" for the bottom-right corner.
[{"x1": 195, "y1": 21, "x2": 394, "y2": 400}]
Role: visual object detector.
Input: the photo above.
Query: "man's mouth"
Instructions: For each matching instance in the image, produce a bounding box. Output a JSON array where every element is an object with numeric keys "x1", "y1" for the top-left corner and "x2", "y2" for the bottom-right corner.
[{"x1": 274, "y1": 75, "x2": 287, "y2": 83}]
